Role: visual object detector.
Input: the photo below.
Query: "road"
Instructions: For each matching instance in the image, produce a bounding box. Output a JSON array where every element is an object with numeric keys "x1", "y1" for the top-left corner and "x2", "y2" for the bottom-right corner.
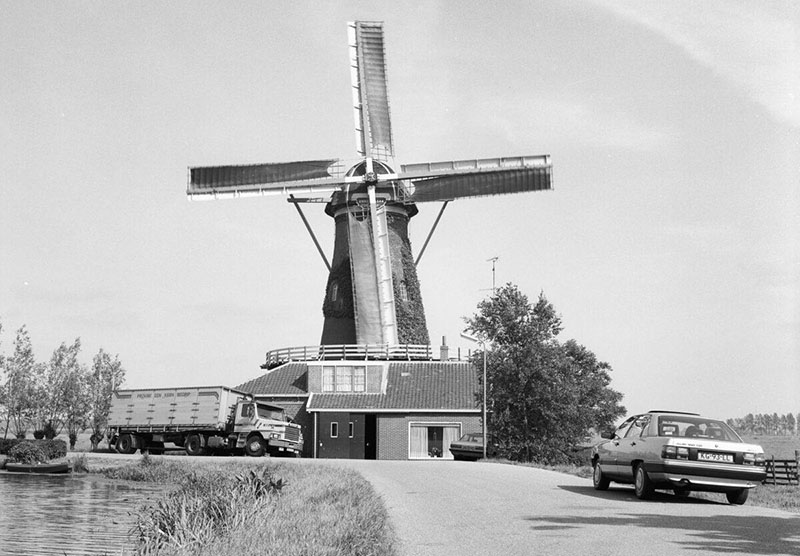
[
  {"x1": 81, "y1": 454, "x2": 799, "y2": 555},
  {"x1": 323, "y1": 459, "x2": 800, "y2": 556}
]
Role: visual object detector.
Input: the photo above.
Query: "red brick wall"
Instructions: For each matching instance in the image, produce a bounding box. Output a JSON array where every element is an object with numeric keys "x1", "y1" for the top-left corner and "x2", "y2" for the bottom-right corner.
[{"x1": 377, "y1": 413, "x2": 481, "y2": 460}]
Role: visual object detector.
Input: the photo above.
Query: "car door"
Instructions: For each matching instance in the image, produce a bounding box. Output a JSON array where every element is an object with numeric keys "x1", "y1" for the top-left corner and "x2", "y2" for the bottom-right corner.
[
  {"x1": 601, "y1": 416, "x2": 636, "y2": 478},
  {"x1": 616, "y1": 415, "x2": 650, "y2": 481}
]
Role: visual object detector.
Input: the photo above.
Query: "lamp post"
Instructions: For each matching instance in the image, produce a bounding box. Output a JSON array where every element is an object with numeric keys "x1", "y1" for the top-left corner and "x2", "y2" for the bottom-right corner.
[{"x1": 461, "y1": 331, "x2": 487, "y2": 459}]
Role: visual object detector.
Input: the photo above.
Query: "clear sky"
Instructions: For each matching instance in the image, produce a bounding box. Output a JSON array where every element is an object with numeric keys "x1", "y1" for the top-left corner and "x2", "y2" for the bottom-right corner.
[{"x1": 1, "y1": 1, "x2": 797, "y2": 420}]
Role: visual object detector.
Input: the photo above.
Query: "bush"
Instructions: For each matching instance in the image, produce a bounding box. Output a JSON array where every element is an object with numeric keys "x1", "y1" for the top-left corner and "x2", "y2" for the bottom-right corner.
[
  {"x1": 33, "y1": 430, "x2": 45, "y2": 440},
  {"x1": 0, "y1": 438, "x2": 66, "y2": 459},
  {"x1": 0, "y1": 438, "x2": 23, "y2": 454},
  {"x1": 8, "y1": 442, "x2": 48, "y2": 464}
]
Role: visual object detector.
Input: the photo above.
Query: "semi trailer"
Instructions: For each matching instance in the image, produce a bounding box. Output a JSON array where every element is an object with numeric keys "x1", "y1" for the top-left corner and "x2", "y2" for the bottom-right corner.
[{"x1": 107, "y1": 386, "x2": 303, "y2": 457}]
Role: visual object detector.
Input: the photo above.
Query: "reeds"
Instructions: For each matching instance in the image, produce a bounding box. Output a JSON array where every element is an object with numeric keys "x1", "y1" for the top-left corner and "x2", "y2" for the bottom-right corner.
[{"x1": 102, "y1": 457, "x2": 397, "y2": 556}]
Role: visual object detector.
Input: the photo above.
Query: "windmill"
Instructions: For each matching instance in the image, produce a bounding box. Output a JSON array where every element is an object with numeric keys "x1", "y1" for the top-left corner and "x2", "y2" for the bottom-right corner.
[{"x1": 187, "y1": 21, "x2": 552, "y2": 348}]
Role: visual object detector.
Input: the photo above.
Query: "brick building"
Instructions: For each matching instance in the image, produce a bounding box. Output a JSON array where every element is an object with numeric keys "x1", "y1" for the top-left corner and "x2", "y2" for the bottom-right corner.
[{"x1": 236, "y1": 358, "x2": 480, "y2": 460}]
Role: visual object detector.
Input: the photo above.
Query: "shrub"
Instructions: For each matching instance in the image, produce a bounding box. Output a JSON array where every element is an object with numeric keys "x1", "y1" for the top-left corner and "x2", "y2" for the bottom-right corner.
[
  {"x1": 0, "y1": 438, "x2": 23, "y2": 454},
  {"x1": 8, "y1": 442, "x2": 48, "y2": 464},
  {"x1": 40, "y1": 439, "x2": 67, "y2": 460},
  {"x1": 43, "y1": 421, "x2": 57, "y2": 440},
  {"x1": 33, "y1": 430, "x2": 45, "y2": 440}
]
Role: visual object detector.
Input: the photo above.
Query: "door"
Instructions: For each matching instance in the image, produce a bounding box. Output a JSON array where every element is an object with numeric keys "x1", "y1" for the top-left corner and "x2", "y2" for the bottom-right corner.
[
  {"x1": 317, "y1": 412, "x2": 349, "y2": 458},
  {"x1": 364, "y1": 414, "x2": 377, "y2": 460}
]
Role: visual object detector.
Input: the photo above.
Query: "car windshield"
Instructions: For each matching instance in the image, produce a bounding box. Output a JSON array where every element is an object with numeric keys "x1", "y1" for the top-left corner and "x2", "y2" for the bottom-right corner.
[
  {"x1": 657, "y1": 416, "x2": 741, "y2": 442},
  {"x1": 458, "y1": 434, "x2": 481, "y2": 442}
]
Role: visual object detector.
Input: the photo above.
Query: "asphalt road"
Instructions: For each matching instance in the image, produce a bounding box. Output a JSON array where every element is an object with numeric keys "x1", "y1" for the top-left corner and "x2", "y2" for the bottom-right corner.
[
  {"x1": 81, "y1": 454, "x2": 799, "y2": 555},
  {"x1": 323, "y1": 459, "x2": 800, "y2": 556}
]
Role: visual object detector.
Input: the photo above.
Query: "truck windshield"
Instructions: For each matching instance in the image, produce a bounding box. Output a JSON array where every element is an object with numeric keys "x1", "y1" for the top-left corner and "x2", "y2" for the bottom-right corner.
[{"x1": 256, "y1": 405, "x2": 285, "y2": 421}]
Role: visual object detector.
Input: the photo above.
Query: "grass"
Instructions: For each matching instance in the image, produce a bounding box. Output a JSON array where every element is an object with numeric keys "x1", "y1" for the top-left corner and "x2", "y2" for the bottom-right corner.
[{"x1": 82, "y1": 455, "x2": 397, "y2": 556}]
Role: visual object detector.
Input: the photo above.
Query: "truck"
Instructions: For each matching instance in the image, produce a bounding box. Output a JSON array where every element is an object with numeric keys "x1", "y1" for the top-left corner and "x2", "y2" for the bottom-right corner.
[{"x1": 107, "y1": 386, "x2": 303, "y2": 457}]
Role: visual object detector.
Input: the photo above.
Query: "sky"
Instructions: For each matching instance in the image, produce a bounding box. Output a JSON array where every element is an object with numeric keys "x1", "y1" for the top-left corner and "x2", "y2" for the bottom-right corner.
[{"x1": 1, "y1": 1, "x2": 797, "y2": 421}]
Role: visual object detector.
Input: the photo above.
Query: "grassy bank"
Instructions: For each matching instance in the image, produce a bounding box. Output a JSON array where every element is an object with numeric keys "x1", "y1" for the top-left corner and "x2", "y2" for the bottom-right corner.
[{"x1": 76, "y1": 455, "x2": 397, "y2": 556}]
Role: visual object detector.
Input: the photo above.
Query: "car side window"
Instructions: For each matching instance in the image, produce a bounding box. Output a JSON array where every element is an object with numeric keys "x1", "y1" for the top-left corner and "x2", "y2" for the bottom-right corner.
[
  {"x1": 625, "y1": 416, "x2": 649, "y2": 438},
  {"x1": 614, "y1": 416, "x2": 637, "y2": 438}
]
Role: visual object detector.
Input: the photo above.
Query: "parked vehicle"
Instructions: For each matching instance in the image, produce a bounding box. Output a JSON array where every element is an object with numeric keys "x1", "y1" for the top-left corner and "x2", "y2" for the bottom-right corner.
[
  {"x1": 107, "y1": 386, "x2": 303, "y2": 457},
  {"x1": 449, "y1": 433, "x2": 498, "y2": 461},
  {"x1": 591, "y1": 410, "x2": 766, "y2": 504}
]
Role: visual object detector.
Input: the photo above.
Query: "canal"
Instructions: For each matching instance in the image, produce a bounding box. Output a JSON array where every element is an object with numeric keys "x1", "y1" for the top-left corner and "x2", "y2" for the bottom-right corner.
[{"x1": 0, "y1": 471, "x2": 159, "y2": 556}]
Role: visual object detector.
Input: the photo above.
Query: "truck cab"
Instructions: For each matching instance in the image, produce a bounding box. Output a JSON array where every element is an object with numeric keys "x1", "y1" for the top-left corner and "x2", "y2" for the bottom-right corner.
[{"x1": 234, "y1": 401, "x2": 304, "y2": 457}]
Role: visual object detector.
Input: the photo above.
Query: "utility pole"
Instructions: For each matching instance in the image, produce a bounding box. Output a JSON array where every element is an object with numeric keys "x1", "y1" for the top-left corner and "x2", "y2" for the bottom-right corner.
[{"x1": 487, "y1": 256, "x2": 498, "y2": 294}]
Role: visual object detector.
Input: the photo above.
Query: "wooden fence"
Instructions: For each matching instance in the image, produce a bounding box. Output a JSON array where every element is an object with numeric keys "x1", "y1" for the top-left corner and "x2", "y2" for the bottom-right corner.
[{"x1": 763, "y1": 451, "x2": 799, "y2": 486}]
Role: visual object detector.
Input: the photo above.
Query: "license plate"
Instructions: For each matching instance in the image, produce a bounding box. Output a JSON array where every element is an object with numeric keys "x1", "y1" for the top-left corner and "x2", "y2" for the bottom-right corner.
[{"x1": 698, "y1": 452, "x2": 733, "y2": 463}]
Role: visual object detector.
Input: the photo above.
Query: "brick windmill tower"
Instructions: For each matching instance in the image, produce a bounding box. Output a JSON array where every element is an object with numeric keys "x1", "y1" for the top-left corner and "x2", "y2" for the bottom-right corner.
[{"x1": 187, "y1": 22, "x2": 552, "y2": 349}]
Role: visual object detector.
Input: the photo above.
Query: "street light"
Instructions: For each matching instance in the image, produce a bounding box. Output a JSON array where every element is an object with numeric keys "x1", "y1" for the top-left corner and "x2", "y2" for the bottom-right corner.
[{"x1": 460, "y1": 331, "x2": 487, "y2": 459}]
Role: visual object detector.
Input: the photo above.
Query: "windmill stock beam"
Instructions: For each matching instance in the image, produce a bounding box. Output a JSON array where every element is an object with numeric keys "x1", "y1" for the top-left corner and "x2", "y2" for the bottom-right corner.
[
  {"x1": 414, "y1": 200, "x2": 449, "y2": 267},
  {"x1": 289, "y1": 194, "x2": 331, "y2": 272}
]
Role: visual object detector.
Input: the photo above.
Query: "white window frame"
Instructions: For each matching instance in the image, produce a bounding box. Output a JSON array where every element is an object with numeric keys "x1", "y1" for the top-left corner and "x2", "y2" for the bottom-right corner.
[{"x1": 407, "y1": 421, "x2": 462, "y2": 460}]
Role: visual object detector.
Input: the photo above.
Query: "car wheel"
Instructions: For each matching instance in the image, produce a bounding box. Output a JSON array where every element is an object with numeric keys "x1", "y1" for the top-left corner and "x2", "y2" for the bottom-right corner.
[
  {"x1": 673, "y1": 488, "x2": 691, "y2": 498},
  {"x1": 726, "y1": 488, "x2": 749, "y2": 505},
  {"x1": 592, "y1": 462, "x2": 610, "y2": 491},
  {"x1": 245, "y1": 436, "x2": 267, "y2": 457},
  {"x1": 634, "y1": 464, "x2": 654, "y2": 500}
]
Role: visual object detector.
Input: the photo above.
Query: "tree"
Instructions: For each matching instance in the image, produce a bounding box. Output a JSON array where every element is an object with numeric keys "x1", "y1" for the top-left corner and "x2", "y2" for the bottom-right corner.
[
  {"x1": 465, "y1": 284, "x2": 626, "y2": 464},
  {"x1": 87, "y1": 349, "x2": 126, "y2": 451},
  {"x1": 32, "y1": 339, "x2": 83, "y2": 438},
  {"x1": 2, "y1": 326, "x2": 40, "y2": 439},
  {"x1": 62, "y1": 359, "x2": 91, "y2": 449}
]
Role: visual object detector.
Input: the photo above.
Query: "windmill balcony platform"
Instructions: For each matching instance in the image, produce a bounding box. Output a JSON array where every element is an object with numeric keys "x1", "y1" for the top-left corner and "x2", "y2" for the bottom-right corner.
[{"x1": 262, "y1": 344, "x2": 472, "y2": 369}]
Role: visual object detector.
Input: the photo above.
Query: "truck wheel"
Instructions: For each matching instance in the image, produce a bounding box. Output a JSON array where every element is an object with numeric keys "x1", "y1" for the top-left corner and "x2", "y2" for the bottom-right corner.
[
  {"x1": 245, "y1": 436, "x2": 267, "y2": 457},
  {"x1": 117, "y1": 434, "x2": 137, "y2": 455},
  {"x1": 185, "y1": 434, "x2": 205, "y2": 456}
]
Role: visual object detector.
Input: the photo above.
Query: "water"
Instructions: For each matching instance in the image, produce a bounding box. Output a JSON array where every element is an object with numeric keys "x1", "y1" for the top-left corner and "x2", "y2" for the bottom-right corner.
[{"x1": 0, "y1": 472, "x2": 159, "y2": 556}]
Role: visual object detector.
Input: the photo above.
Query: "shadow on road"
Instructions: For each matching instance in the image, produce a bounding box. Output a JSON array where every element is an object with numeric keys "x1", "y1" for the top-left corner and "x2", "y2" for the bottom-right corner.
[
  {"x1": 557, "y1": 484, "x2": 719, "y2": 505},
  {"x1": 526, "y1": 499, "x2": 800, "y2": 555}
]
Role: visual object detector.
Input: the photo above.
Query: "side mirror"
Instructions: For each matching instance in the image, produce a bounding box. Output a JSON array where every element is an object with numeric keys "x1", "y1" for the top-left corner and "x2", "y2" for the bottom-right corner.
[{"x1": 600, "y1": 429, "x2": 616, "y2": 440}]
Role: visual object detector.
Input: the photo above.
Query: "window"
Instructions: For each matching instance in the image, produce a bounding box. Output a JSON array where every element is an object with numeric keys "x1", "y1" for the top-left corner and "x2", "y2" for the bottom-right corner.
[
  {"x1": 322, "y1": 365, "x2": 370, "y2": 392},
  {"x1": 330, "y1": 422, "x2": 338, "y2": 438},
  {"x1": 336, "y1": 367, "x2": 351, "y2": 392},
  {"x1": 398, "y1": 281, "x2": 408, "y2": 301},
  {"x1": 330, "y1": 282, "x2": 339, "y2": 301},
  {"x1": 625, "y1": 416, "x2": 649, "y2": 438},
  {"x1": 409, "y1": 423, "x2": 461, "y2": 459},
  {"x1": 323, "y1": 366, "x2": 335, "y2": 391},
  {"x1": 349, "y1": 422, "x2": 354, "y2": 438},
  {"x1": 352, "y1": 366, "x2": 366, "y2": 392}
]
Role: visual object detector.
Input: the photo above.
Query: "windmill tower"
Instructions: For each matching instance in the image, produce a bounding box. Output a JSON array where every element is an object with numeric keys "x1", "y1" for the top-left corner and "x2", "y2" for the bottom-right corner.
[{"x1": 187, "y1": 21, "x2": 552, "y2": 348}]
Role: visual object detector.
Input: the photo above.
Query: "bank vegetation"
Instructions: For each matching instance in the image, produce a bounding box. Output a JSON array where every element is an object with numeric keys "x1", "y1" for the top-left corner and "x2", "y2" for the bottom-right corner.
[{"x1": 78, "y1": 454, "x2": 397, "y2": 556}]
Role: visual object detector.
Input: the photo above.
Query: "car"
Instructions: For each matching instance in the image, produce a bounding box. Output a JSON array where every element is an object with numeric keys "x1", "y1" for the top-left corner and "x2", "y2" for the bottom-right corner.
[
  {"x1": 590, "y1": 410, "x2": 766, "y2": 504},
  {"x1": 449, "y1": 433, "x2": 498, "y2": 461}
]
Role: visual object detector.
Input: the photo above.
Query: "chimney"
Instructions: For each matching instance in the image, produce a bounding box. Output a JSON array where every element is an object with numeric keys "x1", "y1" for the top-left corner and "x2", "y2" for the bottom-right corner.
[{"x1": 439, "y1": 336, "x2": 449, "y2": 361}]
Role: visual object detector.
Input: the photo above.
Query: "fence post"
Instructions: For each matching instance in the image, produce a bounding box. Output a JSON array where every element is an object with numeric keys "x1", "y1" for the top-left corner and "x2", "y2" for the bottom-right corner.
[{"x1": 771, "y1": 455, "x2": 776, "y2": 484}]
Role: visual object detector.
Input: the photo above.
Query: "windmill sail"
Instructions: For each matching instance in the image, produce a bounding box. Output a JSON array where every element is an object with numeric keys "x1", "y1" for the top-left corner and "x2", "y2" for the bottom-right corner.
[
  {"x1": 399, "y1": 155, "x2": 552, "y2": 203},
  {"x1": 349, "y1": 21, "x2": 394, "y2": 161},
  {"x1": 187, "y1": 160, "x2": 345, "y2": 199}
]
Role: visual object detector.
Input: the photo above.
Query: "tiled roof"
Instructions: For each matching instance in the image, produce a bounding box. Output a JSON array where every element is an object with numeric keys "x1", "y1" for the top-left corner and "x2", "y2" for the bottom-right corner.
[
  {"x1": 235, "y1": 362, "x2": 308, "y2": 396},
  {"x1": 239, "y1": 360, "x2": 479, "y2": 411}
]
